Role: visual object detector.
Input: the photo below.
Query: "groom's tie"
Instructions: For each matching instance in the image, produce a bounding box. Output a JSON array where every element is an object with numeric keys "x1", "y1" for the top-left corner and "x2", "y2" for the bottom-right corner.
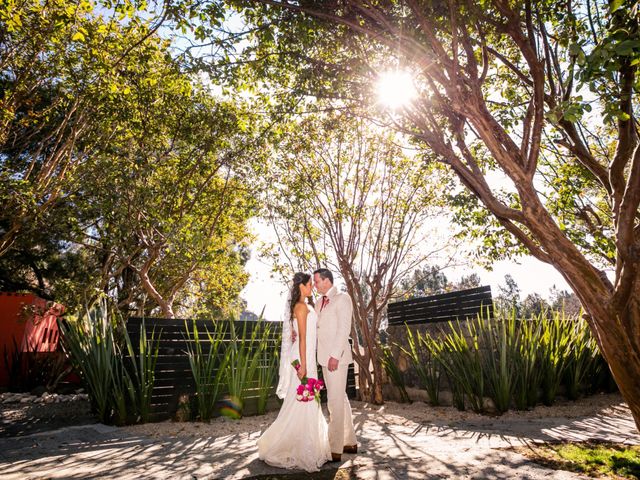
[{"x1": 320, "y1": 295, "x2": 328, "y2": 311}]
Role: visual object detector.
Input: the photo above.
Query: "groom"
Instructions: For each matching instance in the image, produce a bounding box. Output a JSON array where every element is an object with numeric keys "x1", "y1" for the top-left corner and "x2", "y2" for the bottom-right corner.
[{"x1": 313, "y1": 268, "x2": 358, "y2": 462}]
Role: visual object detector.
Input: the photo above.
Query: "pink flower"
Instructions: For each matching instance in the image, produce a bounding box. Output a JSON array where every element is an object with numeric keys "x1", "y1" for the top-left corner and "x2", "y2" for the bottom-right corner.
[{"x1": 294, "y1": 377, "x2": 323, "y2": 404}]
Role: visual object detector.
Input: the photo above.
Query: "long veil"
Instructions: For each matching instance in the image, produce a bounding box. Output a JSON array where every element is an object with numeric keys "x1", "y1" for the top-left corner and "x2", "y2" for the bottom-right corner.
[{"x1": 276, "y1": 290, "x2": 293, "y2": 399}]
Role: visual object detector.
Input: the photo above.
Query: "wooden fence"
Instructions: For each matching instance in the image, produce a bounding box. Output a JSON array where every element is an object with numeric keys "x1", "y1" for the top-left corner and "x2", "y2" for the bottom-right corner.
[
  {"x1": 387, "y1": 285, "x2": 494, "y2": 326},
  {"x1": 127, "y1": 317, "x2": 357, "y2": 421}
]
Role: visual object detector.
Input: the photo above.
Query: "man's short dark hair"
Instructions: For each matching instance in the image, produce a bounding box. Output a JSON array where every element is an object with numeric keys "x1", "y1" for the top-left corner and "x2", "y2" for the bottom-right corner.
[{"x1": 313, "y1": 268, "x2": 333, "y2": 284}]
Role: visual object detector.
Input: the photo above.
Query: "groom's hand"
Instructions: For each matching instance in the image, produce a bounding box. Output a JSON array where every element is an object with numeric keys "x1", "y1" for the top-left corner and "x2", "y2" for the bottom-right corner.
[{"x1": 328, "y1": 357, "x2": 339, "y2": 372}]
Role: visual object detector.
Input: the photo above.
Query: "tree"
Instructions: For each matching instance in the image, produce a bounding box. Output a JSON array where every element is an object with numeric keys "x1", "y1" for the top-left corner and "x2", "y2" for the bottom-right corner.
[
  {"x1": 549, "y1": 286, "x2": 582, "y2": 317},
  {"x1": 0, "y1": 0, "x2": 260, "y2": 317},
  {"x1": 398, "y1": 265, "x2": 449, "y2": 299},
  {"x1": 521, "y1": 293, "x2": 550, "y2": 318},
  {"x1": 0, "y1": 0, "x2": 175, "y2": 256},
  {"x1": 452, "y1": 273, "x2": 482, "y2": 291},
  {"x1": 265, "y1": 113, "x2": 446, "y2": 403},
  {"x1": 216, "y1": 0, "x2": 640, "y2": 430},
  {"x1": 495, "y1": 274, "x2": 522, "y2": 314},
  {"x1": 81, "y1": 89, "x2": 257, "y2": 319}
]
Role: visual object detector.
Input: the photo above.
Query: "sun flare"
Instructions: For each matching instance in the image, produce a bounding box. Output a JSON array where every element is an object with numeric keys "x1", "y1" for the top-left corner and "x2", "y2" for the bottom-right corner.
[{"x1": 375, "y1": 70, "x2": 416, "y2": 109}]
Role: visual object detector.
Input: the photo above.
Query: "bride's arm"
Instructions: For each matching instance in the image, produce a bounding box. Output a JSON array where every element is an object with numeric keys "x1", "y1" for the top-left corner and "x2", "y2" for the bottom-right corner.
[{"x1": 294, "y1": 304, "x2": 308, "y2": 380}]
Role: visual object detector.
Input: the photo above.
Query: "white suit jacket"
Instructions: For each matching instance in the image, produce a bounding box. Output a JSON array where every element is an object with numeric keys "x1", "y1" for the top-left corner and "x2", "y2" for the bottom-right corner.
[{"x1": 315, "y1": 286, "x2": 354, "y2": 367}]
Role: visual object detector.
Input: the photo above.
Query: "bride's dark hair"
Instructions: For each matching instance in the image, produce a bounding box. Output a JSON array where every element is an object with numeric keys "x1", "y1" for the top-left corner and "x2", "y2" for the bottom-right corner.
[{"x1": 289, "y1": 272, "x2": 314, "y2": 325}]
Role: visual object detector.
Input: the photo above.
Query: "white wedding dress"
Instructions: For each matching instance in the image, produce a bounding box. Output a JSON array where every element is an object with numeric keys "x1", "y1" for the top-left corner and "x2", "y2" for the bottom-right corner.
[{"x1": 257, "y1": 306, "x2": 332, "y2": 472}]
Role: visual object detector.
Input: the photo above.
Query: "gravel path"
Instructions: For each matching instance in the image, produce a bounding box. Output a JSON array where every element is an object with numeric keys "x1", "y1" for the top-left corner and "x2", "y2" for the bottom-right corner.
[{"x1": 0, "y1": 393, "x2": 638, "y2": 479}]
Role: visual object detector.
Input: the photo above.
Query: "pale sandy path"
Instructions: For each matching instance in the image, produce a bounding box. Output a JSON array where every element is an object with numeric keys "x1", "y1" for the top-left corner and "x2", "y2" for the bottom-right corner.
[{"x1": 1, "y1": 393, "x2": 638, "y2": 479}]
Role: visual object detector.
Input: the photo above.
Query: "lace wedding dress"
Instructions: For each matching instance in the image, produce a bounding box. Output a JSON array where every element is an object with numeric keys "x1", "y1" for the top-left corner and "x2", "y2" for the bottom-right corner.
[{"x1": 257, "y1": 306, "x2": 332, "y2": 472}]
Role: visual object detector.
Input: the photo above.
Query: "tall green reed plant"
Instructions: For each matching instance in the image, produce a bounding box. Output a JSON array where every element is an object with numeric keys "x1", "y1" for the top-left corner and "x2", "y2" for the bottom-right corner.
[
  {"x1": 563, "y1": 316, "x2": 600, "y2": 400},
  {"x1": 397, "y1": 326, "x2": 441, "y2": 405},
  {"x1": 478, "y1": 311, "x2": 519, "y2": 414},
  {"x1": 438, "y1": 320, "x2": 485, "y2": 413},
  {"x1": 225, "y1": 320, "x2": 267, "y2": 417},
  {"x1": 380, "y1": 343, "x2": 411, "y2": 403},
  {"x1": 513, "y1": 315, "x2": 543, "y2": 410},
  {"x1": 256, "y1": 324, "x2": 279, "y2": 415},
  {"x1": 59, "y1": 301, "x2": 122, "y2": 424},
  {"x1": 184, "y1": 319, "x2": 228, "y2": 422},
  {"x1": 123, "y1": 321, "x2": 161, "y2": 423},
  {"x1": 538, "y1": 311, "x2": 573, "y2": 405}
]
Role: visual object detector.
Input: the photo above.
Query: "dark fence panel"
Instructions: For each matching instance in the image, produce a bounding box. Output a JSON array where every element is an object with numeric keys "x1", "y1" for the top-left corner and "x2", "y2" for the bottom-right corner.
[
  {"x1": 127, "y1": 317, "x2": 357, "y2": 421},
  {"x1": 387, "y1": 286, "x2": 494, "y2": 326}
]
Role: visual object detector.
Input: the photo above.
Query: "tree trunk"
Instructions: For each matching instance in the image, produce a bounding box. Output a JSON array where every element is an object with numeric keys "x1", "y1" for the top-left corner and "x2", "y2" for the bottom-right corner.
[
  {"x1": 587, "y1": 299, "x2": 640, "y2": 432},
  {"x1": 352, "y1": 335, "x2": 385, "y2": 404}
]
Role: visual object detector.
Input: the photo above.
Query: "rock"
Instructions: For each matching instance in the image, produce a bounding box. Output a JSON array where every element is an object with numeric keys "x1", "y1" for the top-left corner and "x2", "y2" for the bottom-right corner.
[{"x1": 20, "y1": 397, "x2": 32, "y2": 403}]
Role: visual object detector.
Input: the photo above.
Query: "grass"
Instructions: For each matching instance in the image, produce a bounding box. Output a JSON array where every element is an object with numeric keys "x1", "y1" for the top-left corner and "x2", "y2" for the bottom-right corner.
[{"x1": 518, "y1": 441, "x2": 640, "y2": 479}]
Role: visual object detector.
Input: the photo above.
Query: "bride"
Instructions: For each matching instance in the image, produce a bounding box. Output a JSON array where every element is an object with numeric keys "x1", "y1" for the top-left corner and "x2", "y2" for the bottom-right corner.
[{"x1": 257, "y1": 272, "x2": 332, "y2": 472}]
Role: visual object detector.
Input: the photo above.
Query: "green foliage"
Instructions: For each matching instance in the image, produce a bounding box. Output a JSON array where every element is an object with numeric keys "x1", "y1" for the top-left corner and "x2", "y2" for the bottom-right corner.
[
  {"x1": 59, "y1": 303, "x2": 121, "y2": 424},
  {"x1": 397, "y1": 327, "x2": 441, "y2": 405},
  {"x1": 479, "y1": 313, "x2": 519, "y2": 413},
  {"x1": 0, "y1": 0, "x2": 259, "y2": 317},
  {"x1": 184, "y1": 319, "x2": 229, "y2": 422},
  {"x1": 563, "y1": 320, "x2": 602, "y2": 400},
  {"x1": 380, "y1": 344, "x2": 411, "y2": 403},
  {"x1": 225, "y1": 321, "x2": 268, "y2": 417},
  {"x1": 256, "y1": 327, "x2": 280, "y2": 415},
  {"x1": 538, "y1": 313, "x2": 574, "y2": 406},
  {"x1": 513, "y1": 315, "x2": 544, "y2": 410},
  {"x1": 413, "y1": 308, "x2": 611, "y2": 413},
  {"x1": 524, "y1": 442, "x2": 640, "y2": 479},
  {"x1": 122, "y1": 321, "x2": 161, "y2": 423},
  {"x1": 437, "y1": 320, "x2": 486, "y2": 413},
  {"x1": 59, "y1": 301, "x2": 160, "y2": 425}
]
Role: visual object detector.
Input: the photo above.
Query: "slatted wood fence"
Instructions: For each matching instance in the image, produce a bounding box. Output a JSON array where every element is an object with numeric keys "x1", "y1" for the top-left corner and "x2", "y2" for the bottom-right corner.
[
  {"x1": 127, "y1": 317, "x2": 357, "y2": 421},
  {"x1": 387, "y1": 286, "x2": 494, "y2": 326}
]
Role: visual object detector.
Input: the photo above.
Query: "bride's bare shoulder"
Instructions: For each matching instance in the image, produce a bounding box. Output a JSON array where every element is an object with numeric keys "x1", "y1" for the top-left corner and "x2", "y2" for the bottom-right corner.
[{"x1": 293, "y1": 302, "x2": 309, "y2": 319}]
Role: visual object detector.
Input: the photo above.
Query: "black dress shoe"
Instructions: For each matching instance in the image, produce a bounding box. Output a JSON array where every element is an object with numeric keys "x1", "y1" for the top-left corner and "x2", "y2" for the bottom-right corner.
[
  {"x1": 343, "y1": 444, "x2": 358, "y2": 454},
  {"x1": 331, "y1": 452, "x2": 342, "y2": 462}
]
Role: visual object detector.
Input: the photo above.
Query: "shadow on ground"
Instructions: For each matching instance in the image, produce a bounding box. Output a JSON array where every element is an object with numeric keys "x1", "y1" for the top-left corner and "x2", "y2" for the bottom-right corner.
[
  {"x1": 243, "y1": 467, "x2": 353, "y2": 479},
  {"x1": 0, "y1": 400, "x2": 95, "y2": 438}
]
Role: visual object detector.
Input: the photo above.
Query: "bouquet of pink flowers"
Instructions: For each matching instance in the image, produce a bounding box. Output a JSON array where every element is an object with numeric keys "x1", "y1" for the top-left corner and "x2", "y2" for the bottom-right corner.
[
  {"x1": 291, "y1": 359, "x2": 324, "y2": 404},
  {"x1": 296, "y1": 377, "x2": 324, "y2": 404}
]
